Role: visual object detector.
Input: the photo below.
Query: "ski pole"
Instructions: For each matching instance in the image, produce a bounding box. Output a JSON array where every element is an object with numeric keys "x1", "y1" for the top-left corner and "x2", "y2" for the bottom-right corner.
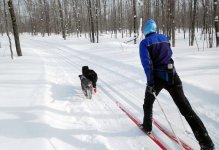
[
  {"x1": 152, "y1": 92, "x2": 184, "y2": 150},
  {"x1": 177, "y1": 108, "x2": 189, "y2": 134}
]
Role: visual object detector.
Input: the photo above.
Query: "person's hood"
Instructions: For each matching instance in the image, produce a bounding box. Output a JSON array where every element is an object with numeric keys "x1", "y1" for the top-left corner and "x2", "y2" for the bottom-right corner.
[{"x1": 143, "y1": 19, "x2": 157, "y2": 36}]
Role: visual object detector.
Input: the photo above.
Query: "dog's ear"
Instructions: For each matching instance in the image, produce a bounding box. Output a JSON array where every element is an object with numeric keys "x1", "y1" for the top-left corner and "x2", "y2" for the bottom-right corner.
[{"x1": 82, "y1": 66, "x2": 89, "y2": 74}]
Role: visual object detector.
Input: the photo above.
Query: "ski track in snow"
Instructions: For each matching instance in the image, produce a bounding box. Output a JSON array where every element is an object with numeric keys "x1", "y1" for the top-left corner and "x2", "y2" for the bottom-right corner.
[
  {"x1": 18, "y1": 37, "x2": 163, "y2": 149},
  {"x1": 0, "y1": 34, "x2": 218, "y2": 149},
  {"x1": 28, "y1": 37, "x2": 195, "y2": 149}
]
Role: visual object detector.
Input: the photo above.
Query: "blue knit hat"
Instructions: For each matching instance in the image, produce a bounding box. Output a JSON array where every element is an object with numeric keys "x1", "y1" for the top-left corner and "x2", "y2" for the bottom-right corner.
[{"x1": 143, "y1": 19, "x2": 157, "y2": 35}]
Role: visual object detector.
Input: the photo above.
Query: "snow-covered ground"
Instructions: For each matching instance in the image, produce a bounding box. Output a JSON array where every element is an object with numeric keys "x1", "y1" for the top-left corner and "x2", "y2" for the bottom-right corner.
[{"x1": 0, "y1": 32, "x2": 218, "y2": 150}]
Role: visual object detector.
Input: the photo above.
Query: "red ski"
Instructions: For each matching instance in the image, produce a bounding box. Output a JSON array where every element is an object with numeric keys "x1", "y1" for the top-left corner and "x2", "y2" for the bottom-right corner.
[
  {"x1": 153, "y1": 118, "x2": 193, "y2": 150},
  {"x1": 116, "y1": 101, "x2": 167, "y2": 150}
]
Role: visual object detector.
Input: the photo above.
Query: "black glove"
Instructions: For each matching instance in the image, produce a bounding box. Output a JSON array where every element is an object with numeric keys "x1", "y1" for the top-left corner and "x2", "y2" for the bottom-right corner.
[{"x1": 147, "y1": 85, "x2": 156, "y2": 95}]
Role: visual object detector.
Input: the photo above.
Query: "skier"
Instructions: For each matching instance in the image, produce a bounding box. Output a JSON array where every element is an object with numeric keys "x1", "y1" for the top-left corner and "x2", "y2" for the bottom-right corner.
[
  {"x1": 139, "y1": 19, "x2": 214, "y2": 150},
  {"x1": 81, "y1": 66, "x2": 98, "y2": 93}
]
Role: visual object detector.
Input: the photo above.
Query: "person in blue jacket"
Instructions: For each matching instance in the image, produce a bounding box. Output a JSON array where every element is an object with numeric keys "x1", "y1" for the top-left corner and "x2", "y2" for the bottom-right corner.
[{"x1": 139, "y1": 19, "x2": 214, "y2": 150}]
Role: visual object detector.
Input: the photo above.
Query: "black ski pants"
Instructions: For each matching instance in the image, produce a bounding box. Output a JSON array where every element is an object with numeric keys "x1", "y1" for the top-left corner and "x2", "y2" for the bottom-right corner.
[{"x1": 143, "y1": 74, "x2": 213, "y2": 146}]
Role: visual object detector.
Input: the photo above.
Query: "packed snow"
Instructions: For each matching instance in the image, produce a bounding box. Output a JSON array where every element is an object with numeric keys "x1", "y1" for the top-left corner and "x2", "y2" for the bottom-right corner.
[{"x1": 0, "y1": 32, "x2": 218, "y2": 150}]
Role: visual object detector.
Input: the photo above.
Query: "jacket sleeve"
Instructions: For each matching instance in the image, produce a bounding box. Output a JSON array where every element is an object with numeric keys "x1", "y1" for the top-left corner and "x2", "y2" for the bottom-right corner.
[{"x1": 139, "y1": 41, "x2": 154, "y2": 86}]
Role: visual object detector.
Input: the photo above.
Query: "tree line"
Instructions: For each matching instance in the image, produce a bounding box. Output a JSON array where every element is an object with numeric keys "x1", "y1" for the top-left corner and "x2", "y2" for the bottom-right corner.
[{"x1": 0, "y1": 0, "x2": 218, "y2": 53}]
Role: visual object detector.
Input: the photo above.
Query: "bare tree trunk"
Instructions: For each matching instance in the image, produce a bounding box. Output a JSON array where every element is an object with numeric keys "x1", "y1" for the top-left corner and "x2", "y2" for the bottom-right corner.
[
  {"x1": 17, "y1": 0, "x2": 22, "y2": 33},
  {"x1": 182, "y1": 0, "x2": 186, "y2": 39},
  {"x1": 44, "y1": 0, "x2": 50, "y2": 36},
  {"x1": 72, "y1": 0, "x2": 79, "y2": 37},
  {"x1": 3, "y1": 0, "x2": 13, "y2": 59},
  {"x1": 78, "y1": 4, "x2": 82, "y2": 37},
  {"x1": 119, "y1": 0, "x2": 124, "y2": 38},
  {"x1": 167, "y1": 0, "x2": 171, "y2": 39},
  {"x1": 170, "y1": 0, "x2": 175, "y2": 47},
  {"x1": 0, "y1": 1, "x2": 4, "y2": 36},
  {"x1": 87, "y1": 0, "x2": 95, "y2": 43},
  {"x1": 146, "y1": 0, "x2": 151, "y2": 19},
  {"x1": 155, "y1": 0, "x2": 160, "y2": 33},
  {"x1": 8, "y1": 0, "x2": 22, "y2": 56},
  {"x1": 57, "y1": 0, "x2": 66, "y2": 40},
  {"x1": 103, "y1": 0, "x2": 107, "y2": 33},
  {"x1": 95, "y1": 0, "x2": 99, "y2": 43},
  {"x1": 38, "y1": 0, "x2": 45, "y2": 36},
  {"x1": 177, "y1": 0, "x2": 180, "y2": 33},
  {"x1": 133, "y1": 0, "x2": 137, "y2": 44},
  {"x1": 191, "y1": 0, "x2": 197, "y2": 46},
  {"x1": 0, "y1": 8, "x2": 4, "y2": 36},
  {"x1": 189, "y1": 1, "x2": 192, "y2": 45},
  {"x1": 161, "y1": 0, "x2": 165, "y2": 34},
  {"x1": 113, "y1": 0, "x2": 117, "y2": 38},
  {"x1": 97, "y1": 0, "x2": 102, "y2": 34},
  {"x1": 214, "y1": 0, "x2": 219, "y2": 47},
  {"x1": 24, "y1": 0, "x2": 34, "y2": 35}
]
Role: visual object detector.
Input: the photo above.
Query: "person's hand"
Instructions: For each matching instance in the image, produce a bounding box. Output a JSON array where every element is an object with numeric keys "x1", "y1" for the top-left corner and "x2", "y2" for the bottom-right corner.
[{"x1": 147, "y1": 85, "x2": 156, "y2": 95}]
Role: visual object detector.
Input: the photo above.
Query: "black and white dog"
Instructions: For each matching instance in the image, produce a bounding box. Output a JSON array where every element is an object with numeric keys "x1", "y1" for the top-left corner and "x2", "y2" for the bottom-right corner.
[
  {"x1": 79, "y1": 75, "x2": 93, "y2": 99},
  {"x1": 79, "y1": 66, "x2": 98, "y2": 99},
  {"x1": 81, "y1": 66, "x2": 98, "y2": 93}
]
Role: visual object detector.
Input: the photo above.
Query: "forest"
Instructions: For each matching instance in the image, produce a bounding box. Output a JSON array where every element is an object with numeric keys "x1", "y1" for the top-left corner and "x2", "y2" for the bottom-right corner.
[{"x1": 0, "y1": 0, "x2": 218, "y2": 56}]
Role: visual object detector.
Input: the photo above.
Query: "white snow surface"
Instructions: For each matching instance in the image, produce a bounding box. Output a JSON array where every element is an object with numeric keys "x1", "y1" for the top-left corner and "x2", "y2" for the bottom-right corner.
[{"x1": 0, "y1": 33, "x2": 219, "y2": 150}]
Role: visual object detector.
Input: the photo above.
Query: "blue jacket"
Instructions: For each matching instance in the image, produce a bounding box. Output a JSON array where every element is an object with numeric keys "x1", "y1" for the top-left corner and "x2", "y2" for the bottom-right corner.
[{"x1": 139, "y1": 32, "x2": 174, "y2": 85}]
